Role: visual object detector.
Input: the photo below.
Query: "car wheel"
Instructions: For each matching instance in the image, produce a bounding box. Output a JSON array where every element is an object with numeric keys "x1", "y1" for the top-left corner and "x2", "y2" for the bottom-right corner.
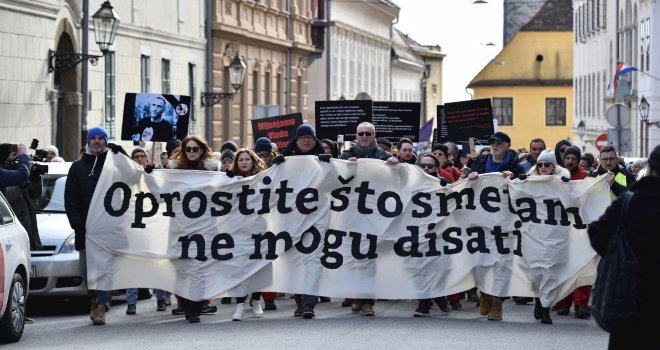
[{"x1": 0, "y1": 273, "x2": 26, "y2": 343}]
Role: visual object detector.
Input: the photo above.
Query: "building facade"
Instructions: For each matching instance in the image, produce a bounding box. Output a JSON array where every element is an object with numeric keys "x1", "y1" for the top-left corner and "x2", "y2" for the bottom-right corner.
[
  {"x1": 0, "y1": 0, "x2": 206, "y2": 161},
  {"x1": 469, "y1": 0, "x2": 574, "y2": 152},
  {"x1": 209, "y1": 0, "x2": 315, "y2": 149}
]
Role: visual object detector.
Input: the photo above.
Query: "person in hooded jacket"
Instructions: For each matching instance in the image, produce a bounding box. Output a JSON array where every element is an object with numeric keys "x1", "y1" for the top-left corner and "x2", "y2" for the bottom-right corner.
[{"x1": 553, "y1": 139, "x2": 571, "y2": 167}]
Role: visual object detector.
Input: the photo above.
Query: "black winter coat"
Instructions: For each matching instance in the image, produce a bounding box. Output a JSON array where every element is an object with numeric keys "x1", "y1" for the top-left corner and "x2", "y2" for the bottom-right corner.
[
  {"x1": 470, "y1": 150, "x2": 525, "y2": 179},
  {"x1": 281, "y1": 136, "x2": 325, "y2": 156},
  {"x1": 587, "y1": 176, "x2": 660, "y2": 349},
  {"x1": 589, "y1": 165, "x2": 637, "y2": 197},
  {"x1": 64, "y1": 150, "x2": 108, "y2": 250}
]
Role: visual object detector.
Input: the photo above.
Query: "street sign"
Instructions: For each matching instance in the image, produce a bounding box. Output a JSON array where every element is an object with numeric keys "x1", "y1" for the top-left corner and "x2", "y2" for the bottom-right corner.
[
  {"x1": 606, "y1": 103, "x2": 631, "y2": 128},
  {"x1": 595, "y1": 133, "x2": 608, "y2": 151},
  {"x1": 607, "y1": 128, "x2": 632, "y2": 153}
]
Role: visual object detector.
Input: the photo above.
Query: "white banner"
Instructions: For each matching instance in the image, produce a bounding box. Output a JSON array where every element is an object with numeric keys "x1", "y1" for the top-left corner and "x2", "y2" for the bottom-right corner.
[{"x1": 85, "y1": 153, "x2": 610, "y2": 306}]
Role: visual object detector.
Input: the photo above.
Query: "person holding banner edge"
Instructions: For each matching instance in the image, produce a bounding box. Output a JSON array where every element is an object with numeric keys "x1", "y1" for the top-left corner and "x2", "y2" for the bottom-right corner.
[{"x1": 467, "y1": 131, "x2": 524, "y2": 321}]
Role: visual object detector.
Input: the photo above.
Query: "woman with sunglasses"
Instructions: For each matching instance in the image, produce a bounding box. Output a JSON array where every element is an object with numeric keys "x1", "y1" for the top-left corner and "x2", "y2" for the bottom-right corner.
[
  {"x1": 168, "y1": 135, "x2": 220, "y2": 323},
  {"x1": 526, "y1": 149, "x2": 570, "y2": 325},
  {"x1": 431, "y1": 144, "x2": 461, "y2": 184},
  {"x1": 230, "y1": 148, "x2": 268, "y2": 321}
]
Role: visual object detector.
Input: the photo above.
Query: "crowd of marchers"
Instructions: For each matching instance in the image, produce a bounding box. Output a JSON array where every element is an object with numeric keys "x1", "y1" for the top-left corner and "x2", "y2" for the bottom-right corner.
[{"x1": 50, "y1": 123, "x2": 658, "y2": 350}]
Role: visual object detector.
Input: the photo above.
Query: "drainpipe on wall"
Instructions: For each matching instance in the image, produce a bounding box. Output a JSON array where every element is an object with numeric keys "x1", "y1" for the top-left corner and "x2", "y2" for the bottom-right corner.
[
  {"x1": 81, "y1": 0, "x2": 89, "y2": 137},
  {"x1": 205, "y1": 0, "x2": 213, "y2": 144},
  {"x1": 326, "y1": 0, "x2": 331, "y2": 100},
  {"x1": 390, "y1": 15, "x2": 398, "y2": 101},
  {"x1": 286, "y1": 0, "x2": 292, "y2": 114}
]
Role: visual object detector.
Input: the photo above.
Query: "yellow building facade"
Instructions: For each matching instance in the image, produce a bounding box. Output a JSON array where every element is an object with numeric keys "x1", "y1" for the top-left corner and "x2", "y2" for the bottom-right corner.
[{"x1": 468, "y1": 1, "x2": 574, "y2": 152}]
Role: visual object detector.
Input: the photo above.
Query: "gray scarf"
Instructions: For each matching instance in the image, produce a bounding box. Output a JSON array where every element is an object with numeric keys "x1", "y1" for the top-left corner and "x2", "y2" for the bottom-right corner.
[{"x1": 350, "y1": 140, "x2": 377, "y2": 158}]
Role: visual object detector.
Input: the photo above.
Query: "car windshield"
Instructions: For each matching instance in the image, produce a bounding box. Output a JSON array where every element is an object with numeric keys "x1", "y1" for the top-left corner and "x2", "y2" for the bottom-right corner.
[{"x1": 36, "y1": 175, "x2": 67, "y2": 213}]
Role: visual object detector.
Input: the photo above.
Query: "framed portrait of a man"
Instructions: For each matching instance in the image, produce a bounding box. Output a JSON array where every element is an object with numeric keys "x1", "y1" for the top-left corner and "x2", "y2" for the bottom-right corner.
[{"x1": 121, "y1": 93, "x2": 191, "y2": 142}]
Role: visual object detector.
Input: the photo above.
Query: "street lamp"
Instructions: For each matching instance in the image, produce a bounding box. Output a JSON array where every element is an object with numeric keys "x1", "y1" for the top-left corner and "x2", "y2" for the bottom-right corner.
[
  {"x1": 201, "y1": 54, "x2": 246, "y2": 107},
  {"x1": 577, "y1": 120, "x2": 586, "y2": 138},
  {"x1": 48, "y1": 1, "x2": 119, "y2": 73}
]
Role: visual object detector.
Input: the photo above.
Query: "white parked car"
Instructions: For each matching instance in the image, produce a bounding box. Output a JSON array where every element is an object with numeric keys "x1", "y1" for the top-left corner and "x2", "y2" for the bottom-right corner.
[
  {"x1": 30, "y1": 162, "x2": 88, "y2": 299},
  {"x1": 0, "y1": 191, "x2": 30, "y2": 343}
]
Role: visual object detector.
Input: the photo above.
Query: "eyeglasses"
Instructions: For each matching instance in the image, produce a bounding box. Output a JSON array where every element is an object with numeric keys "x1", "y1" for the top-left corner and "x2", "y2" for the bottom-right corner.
[
  {"x1": 357, "y1": 132, "x2": 373, "y2": 137},
  {"x1": 433, "y1": 151, "x2": 445, "y2": 157},
  {"x1": 132, "y1": 154, "x2": 147, "y2": 159},
  {"x1": 418, "y1": 163, "x2": 436, "y2": 169},
  {"x1": 537, "y1": 162, "x2": 554, "y2": 168},
  {"x1": 601, "y1": 157, "x2": 617, "y2": 162},
  {"x1": 257, "y1": 153, "x2": 272, "y2": 159},
  {"x1": 489, "y1": 139, "x2": 504, "y2": 146},
  {"x1": 298, "y1": 136, "x2": 314, "y2": 142},
  {"x1": 185, "y1": 146, "x2": 200, "y2": 153}
]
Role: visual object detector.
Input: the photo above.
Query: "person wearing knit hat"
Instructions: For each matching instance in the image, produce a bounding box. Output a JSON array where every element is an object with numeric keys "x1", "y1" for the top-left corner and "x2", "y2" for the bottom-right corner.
[
  {"x1": 87, "y1": 126, "x2": 108, "y2": 146},
  {"x1": 296, "y1": 124, "x2": 315, "y2": 138},
  {"x1": 131, "y1": 147, "x2": 149, "y2": 166},
  {"x1": 321, "y1": 139, "x2": 339, "y2": 158},
  {"x1": 221, "y1": 140, "x2": 238, "y2": 153},
  {"x1": 220, "y1": 150, "x2": 235, "y2": 171},
  {"x1": 254, "y1": 137, "x2": 277, "y2": 168},
  {"x1": 377, "y1": 138, "x2": 392, "y2": 153},
  {"x1": 45, "y1": 145, "x2": 59, "y2": 162},
  {"x1": 562, "y1": 145, "x2": 586, "y2": 180},
  {"x1": 529, "y1": 149, "x2": 570, "y2": 177}
]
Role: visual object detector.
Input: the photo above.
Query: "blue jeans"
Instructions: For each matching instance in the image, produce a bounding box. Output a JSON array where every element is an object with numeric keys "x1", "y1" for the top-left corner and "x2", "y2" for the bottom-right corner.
[
  {"x1": 78, "y1": 249, "x2": 110, "y2": 307},
  {"x1": 126, "y1": 288, "x2": 167, "y2": 305}
]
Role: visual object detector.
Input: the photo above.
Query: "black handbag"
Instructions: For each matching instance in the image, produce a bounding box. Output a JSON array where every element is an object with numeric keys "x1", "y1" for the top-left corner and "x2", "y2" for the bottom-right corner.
[{"x1": 591, "y1": 191, "x2": 637, "y2": 333}]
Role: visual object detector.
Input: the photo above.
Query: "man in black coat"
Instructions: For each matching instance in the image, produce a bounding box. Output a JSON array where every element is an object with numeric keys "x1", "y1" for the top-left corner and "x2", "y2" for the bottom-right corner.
[{"x1": 64, "y1": 126, "x2": 125, "y2": 326}]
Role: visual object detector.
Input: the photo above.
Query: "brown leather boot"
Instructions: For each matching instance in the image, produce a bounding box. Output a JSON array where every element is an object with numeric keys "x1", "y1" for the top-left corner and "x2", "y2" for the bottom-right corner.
[
  {"x1": 479, "y1": 292, "x2": 492, "y2": 316},
  {"x1": 89, "y1": 297, "x2": 98, "y2": 321},
  {"x1": 92, "y1": 304, "x2": 106, "y2": 325},
  {"x1": 487, "y1": 298, "x2": 503, "y2": 321}
]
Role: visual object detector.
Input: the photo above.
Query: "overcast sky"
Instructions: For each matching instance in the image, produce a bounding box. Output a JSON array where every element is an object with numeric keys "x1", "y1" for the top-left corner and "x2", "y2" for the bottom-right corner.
[{"x1": 394, "y1": 0, "x2": 504, "y2": 103}]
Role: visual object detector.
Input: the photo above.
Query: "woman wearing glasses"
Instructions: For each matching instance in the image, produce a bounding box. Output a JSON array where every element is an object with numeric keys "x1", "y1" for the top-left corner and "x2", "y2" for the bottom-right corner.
[
  {"x1": 431, "y1": 143, "x2": 461, "y2": 184},
  {"x1": 168, "y1": 135, "x2": 220, "y2": 323}
]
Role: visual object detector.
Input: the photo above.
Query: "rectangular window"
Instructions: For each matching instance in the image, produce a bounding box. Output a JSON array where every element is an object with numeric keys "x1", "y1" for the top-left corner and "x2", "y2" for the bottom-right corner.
[
  {"x1": 546, "y1": 98, "x2": 567, "y2": 126},
  {"x1": 141, "y1": 55, "x2": 150, "y2": 93},
  {"x1": 104, "y1": 51, "x2": 116, "y2": 139},
  {"x1": 492, "y1": 97, "x2": 513, "y2": 125},
  {"x1": 188, "y1": 63, "x2": 196, "y2": 132},
  {"x1": 162, "y1": 59, "x2": 171, "y2": 94}
]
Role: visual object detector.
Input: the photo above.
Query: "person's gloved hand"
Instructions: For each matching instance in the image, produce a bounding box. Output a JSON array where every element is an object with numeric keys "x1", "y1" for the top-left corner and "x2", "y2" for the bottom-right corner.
[
  {"x1": 561, "y1": 176, "x2": 570, "y2": 183},
  {"x1": 517, "y1": 174, "x2": 528, "y2": 181},
  {"x1": 224, "y1": 170, "x2": 235, "y2": 178},
  {"x1": 144, "y1": 164, "x2": 155, "y2": 174},
  {"x1": 272, "y1": 155, "x2": 286, "y2": 165},
  {"x1": 318, "y1": 154, "x2": 331, "y2": 163},
  {"x1": 108, "y1": 143, "x2": 128, "y2": 156},
  {"x1": 440, "y1": 178, "x2": 448, "y2": 186}
]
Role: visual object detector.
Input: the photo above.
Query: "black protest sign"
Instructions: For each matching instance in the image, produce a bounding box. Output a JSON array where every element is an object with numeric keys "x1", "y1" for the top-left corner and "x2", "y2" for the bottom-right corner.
[
  {"x1": 251, "y1": 113, "x2": 303, "y2": 151},
  {"x1": 443, "y1": 98, "x2": 494, "y2": 142},
  {"x1": 436, "y1": 105, "x2": 448, "y2": 144},
  {"x1": 372, "y1": 102, "x2": 421, "y2": 142},
  {"x1": 315, "y1": 100, "x2": 372, "y2": 141},
  {"x1": 121, "y1": 93, "x2": 191, "y2": 142}
]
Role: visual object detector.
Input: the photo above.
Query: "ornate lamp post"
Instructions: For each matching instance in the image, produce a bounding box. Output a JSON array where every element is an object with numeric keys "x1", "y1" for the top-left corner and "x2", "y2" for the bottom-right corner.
[
  {"x1": 201, "y1": 54, "x2": 247, "y2": 107},
  {"x1": 577, "y1": 120, "x2": 586, "y2": 138}
]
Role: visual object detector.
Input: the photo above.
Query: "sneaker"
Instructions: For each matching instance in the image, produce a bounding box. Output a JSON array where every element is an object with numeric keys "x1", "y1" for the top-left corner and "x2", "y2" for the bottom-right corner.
[
  {"x1": 172, "y1": 305, "x2": 185, "y2": 315},
  {"x1": 557, "y1": 307, "x2": 570, "y2": 316},
  {"x1": 232, "y1": 303, "x2": 245, "y2": 321},
  {"x1": 574, "y1": 306, "x2": 591, "y2": 319},
  {"x1": 450, "y1": 301, "x2": 462, "y2": 310},
  {"x1": 362, "y1": 303, "x2": 375, "y2": 316},
  {"x1": 319, "y1": 297, "x2": 331, "y2": 303},
  {"x1": 302, "y1": 305, "x2": 315, "y2": 319},
  {"x1": 220, "y1": 297, "x2": 232, "y2": 304},
  {"x1": 157, "y1": 299, "x2": 167, "y2": 312},
  {"x1": 264, "y1": 300, "x2": 277, "y2": 310},
  {"x1": 413, "y1": 303, "x2": 430, "y2": 317},
  {"x1": 126, "y1": 304, "x2": 136, "y2": 315},
  {"x1": 433, "y1": 297, "x2": 450, "y2": 313},
  {"x1": 253, "y1": 301, "x2": 264, "y2": 318},
  {"x1": 92, "y1": 304, "x2": 106, "y2": 325},
  {"x1": 341, "y1": 298, "x2": 353, "y2": 307},
  {"x1": 201, "y1": 304, "x2": 217, "y2": 314}
]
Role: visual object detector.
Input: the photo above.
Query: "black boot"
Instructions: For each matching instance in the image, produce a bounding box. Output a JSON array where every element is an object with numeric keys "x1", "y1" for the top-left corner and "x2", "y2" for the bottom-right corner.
[
  {"x1": 541, "y1": 307, "x2": 552, "y2": 324},
  {"x1": 187, "y1": 301, "x2": 202, "y2": 323},
  {"x1": 533, "y1": 298, "x2": 542, "y2": 320}
]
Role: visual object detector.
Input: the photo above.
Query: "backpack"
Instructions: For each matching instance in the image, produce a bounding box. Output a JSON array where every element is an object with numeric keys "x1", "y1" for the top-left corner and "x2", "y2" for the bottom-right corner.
[{"x1": 591, "y1": 191, "x2": 638, "y2": 333}]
